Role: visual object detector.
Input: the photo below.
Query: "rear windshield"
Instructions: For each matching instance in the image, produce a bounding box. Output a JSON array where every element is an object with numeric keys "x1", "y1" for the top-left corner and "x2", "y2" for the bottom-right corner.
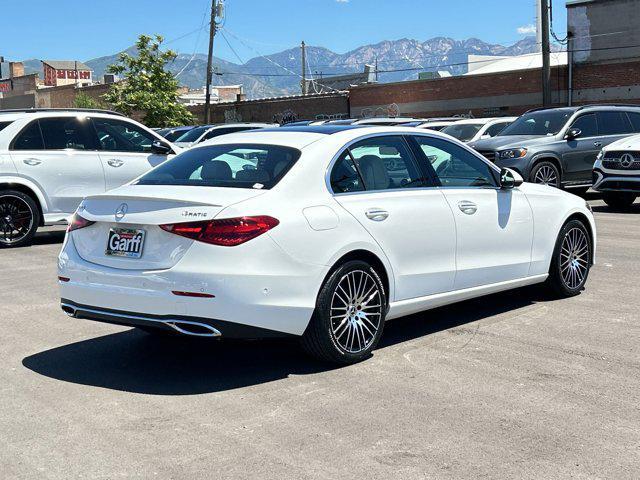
[
  {"x1": 500, "y1": 109, "x2": 574, "y2": 136},
  {"x1": 0, "y1": 121, "x2": 13, "y2": 132},
  {"x1": 136, "y1": 144, "x2": 301, "y2": 189},
  {"x1": 442, "y1": 123, "x2": 483, "y2": 142}
]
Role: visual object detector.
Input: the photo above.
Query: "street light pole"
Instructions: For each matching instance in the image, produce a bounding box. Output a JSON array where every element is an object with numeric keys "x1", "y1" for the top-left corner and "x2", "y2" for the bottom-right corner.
[{"x1": 540, "y1": 0, "x2": 552, "y2": 107}]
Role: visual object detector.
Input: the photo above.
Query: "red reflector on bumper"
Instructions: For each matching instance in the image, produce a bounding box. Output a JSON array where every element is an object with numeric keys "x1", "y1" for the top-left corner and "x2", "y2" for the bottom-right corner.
[{"x1": 172, "y1": 291, "x2": 215, "y2": 298}]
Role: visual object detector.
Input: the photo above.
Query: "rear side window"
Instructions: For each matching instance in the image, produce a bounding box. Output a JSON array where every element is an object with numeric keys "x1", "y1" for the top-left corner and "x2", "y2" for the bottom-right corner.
[
  {"x1": 11, "y1": 121, "x2": 44, "y2": 150},
  {"x1": 0, "y1": 121, "x2": 13, "y2": 133},
  {"x1": 39, "y1": 117, "x2": 95, "y2": 150},
  {"x1": 202, "y1": 127, "x2": 257, "y2": 141},
  {"x1": 136, "y1": 144, "x2": 300, "y2": 189},
  {"x1": 484, "y1": 121, "x2": 510, "y2": 137},
  {"x1": 331, "y1": 151, "x2": 364, "y2": 193},
  {"x1": 596, "y1": 111, "x2": 632, "y2": 136},
  {"x1": 570, "y1": 114, "x2": 598, "y2": 137}
]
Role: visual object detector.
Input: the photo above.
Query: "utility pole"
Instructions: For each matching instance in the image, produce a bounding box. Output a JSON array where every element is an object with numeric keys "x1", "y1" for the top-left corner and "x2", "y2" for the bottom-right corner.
[
  {"x1": 540, "y1": 0, "x2": 552, "y2": 107},
  {"x1": 300, "y1": 41, "x2": 307, "y2": 95},
  {"x1": 204, "y1": 0, "x2": 219, "y2": 124}
]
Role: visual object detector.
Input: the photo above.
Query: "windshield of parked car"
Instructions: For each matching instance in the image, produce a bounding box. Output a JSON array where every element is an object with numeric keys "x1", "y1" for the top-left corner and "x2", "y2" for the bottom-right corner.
[
  {"x1": 441, "y1": 123, "x2": 483, "y2": 141},
  {"x1": 163, "y1": 128, "x2": 192, "y2": 142},
  {"x1": 175, "y1": 126, "x2": 212, "y2": 143},
  {"x1": 136, "y1": 144, "x2": 301, "y2": 189},
  {"x1": 499, "y1": 109, "x2": 574, "y2": 136}
]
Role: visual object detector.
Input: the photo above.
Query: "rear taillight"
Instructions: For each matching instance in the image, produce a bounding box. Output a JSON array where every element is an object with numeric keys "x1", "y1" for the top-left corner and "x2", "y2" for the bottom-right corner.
[
  {"x1": 67, "y1": 213, "x2": 95, "y2": 232},
  {"x1": 160, "y1": 216, "x2": 279, "y2": 247}
]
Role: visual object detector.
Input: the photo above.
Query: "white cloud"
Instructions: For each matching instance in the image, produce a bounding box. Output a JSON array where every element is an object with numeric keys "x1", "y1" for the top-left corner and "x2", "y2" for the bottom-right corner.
[
  {"x1": 336, "y1": 0, "x2": 350, "y2": 3},
  {"x1": 517, "y1": 24, "x2": 537, "y2": 35}
]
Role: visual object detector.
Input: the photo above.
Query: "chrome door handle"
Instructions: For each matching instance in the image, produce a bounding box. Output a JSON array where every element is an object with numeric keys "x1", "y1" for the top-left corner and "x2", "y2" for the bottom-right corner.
[
  {"x1": 458, "y1": 201, "x2": 478, "y2": 215},
  {"x1": 107, "y1": 159, "x2": 124, "y2": 168},
  {"x1": 593, "y1": 141, "x2": 603, "y2": 147},
  {"x1": 365, "y1": 208, "x2": 389, "y2": 221},
  {"x1": 23, "y1": 158, "x2": 41, "y2": 166}
]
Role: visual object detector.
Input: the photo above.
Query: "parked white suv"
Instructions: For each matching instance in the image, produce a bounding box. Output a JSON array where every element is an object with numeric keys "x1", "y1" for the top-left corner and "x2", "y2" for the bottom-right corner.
[
  {"x1": 0, "y1": 109, "x2": 178, "y2": 247},
  {"x1": 593, "y1": 134, "x2": 640, "y2": 209}
]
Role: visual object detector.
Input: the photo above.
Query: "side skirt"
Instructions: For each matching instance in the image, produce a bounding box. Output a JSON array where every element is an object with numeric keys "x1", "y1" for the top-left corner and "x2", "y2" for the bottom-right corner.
[{"x1": 386, "y1": 274, "x2": 548, "y2": 320}]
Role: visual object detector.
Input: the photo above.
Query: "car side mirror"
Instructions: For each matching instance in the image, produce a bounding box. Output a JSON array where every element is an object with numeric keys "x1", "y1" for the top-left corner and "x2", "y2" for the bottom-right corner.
[
  {"x1": 151, "y1": 140, "x2": 173, "y2": 155},
  {"x1": 565, "y1": 127, "x2": 582, "y2": 140},
  {"x1": 500, "y1": 167, "x2": 524, "y2": 189}
]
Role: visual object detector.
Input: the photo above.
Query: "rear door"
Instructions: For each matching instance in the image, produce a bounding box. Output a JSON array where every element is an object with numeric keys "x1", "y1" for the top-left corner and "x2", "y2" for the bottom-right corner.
[
  {"x1": 92, "y1": 117, "x2": 171, "y2": 190},
  {"x1": 10, "y1": 117, "x2": 105, "y2": 214},
  {"x1": 331, "y1": 135, "x2": 457, "y2": 300},
  {"x1": 411, "y1": 135, "x2": 533, "y2": 290}
]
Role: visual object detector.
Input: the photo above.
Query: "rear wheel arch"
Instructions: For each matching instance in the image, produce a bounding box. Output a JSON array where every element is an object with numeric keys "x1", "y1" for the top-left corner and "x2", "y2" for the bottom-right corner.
[
  {"x1": 0, "y1": 182, "x2": 44, "y2": 225},
  {"x1": 323, "y1": 249, "x2": 391, "y2": 308}
]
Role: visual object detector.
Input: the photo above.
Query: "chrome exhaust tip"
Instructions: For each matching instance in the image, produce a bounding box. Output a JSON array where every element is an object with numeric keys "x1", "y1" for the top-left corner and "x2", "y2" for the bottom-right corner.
[
  {"x1": 61, "y1": 303, "x2": 77, "y2": 317},
  {"x1": 164, "y1": 320, "x2": 222, "y2": 337}
]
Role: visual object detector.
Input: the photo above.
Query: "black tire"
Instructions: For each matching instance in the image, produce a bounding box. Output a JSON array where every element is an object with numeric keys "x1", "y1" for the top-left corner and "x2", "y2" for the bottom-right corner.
[
  {"x1": 0, "y1": 190, "x2": 40, "y2": 248},
  {"x1": 530, "y1": 161, "x2": 561, "y2": 188},
  {"x1": 602, "y1": 192, "x2": 637, "y2": 210},
  {"x1": 546, "y1": 219, "x2": 592, "y2": 298},
  {"x1": 301, "y1": 260, "x2": 387, "y2": 364}
]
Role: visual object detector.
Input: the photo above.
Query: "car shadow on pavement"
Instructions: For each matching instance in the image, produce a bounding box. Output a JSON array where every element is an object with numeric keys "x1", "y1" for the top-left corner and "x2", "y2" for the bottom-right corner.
[
  {"x1": 591, "y1": 203, "x2": 640, "y2": 214},
  {"x1": 32, "y1": 229, "x2": 66, "y2": 246},
  {"x1": 23, "y1": 286, "x2": 545, "y2": 395}
]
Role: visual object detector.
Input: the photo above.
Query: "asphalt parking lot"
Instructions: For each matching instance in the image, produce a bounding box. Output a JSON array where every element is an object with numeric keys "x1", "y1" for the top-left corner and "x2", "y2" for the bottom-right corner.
[{"x1": 1, "y1": 196, "x2": 639, "y2": 479}]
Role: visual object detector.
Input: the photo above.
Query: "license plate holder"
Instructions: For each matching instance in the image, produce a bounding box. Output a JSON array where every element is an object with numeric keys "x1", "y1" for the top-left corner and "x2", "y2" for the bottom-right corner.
[{"x1": 105, "y1": 228, "x2": 146, "y2": 258}]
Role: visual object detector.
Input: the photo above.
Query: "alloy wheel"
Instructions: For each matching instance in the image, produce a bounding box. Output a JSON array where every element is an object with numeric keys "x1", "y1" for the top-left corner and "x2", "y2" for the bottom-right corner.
[
  {"x1": 534, "y1": 165, "x2": 559, "y2": 187},
  {"x1": 330, "y1": 269, "x2": 383, "y2": 354},
  {"x1": 559, "y1": 227, "x2": 589, "y2": 290},
  {"x1": 0, "y1": 195, "x2": 34, "y2": 246}
]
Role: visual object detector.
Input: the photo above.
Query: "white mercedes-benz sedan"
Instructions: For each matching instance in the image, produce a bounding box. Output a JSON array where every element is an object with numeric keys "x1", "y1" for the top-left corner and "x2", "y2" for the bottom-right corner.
[{"x1": 58, "y1": 125, "x2": 596, "y2": 364}]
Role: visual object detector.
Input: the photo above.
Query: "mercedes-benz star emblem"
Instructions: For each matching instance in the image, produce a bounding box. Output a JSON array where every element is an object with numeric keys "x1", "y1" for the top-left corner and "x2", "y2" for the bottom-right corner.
[
  {"x1": 115, "y1": 203, "x2": 128, "y2": 220},
  {"x1": 620, "y1": 153, "x2": 635, "y2": 168}
]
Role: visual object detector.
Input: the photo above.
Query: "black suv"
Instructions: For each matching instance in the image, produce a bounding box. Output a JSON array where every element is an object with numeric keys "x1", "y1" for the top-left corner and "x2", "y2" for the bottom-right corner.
[{"x1": 469, "y1": 105, "x2": 640, "y2": 190}]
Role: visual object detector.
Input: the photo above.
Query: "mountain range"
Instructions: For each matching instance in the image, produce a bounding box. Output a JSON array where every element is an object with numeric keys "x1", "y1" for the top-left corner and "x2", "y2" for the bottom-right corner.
[{"x1": 22, "y1": 36, "x2": 541, "y2": 99}]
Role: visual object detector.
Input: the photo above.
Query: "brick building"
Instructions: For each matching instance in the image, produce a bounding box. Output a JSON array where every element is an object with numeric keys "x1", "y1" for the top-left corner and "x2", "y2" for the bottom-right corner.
[{"x1": 42, "y1": 60, "x2": 92, "y2": 87}]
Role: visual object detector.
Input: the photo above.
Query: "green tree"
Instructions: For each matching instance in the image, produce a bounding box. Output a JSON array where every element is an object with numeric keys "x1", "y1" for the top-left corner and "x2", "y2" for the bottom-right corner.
[
  {"x1": 73, "y1": 92, "x2": 106, "y2": 110},
  {"x1": 104, "y1": 34, "x2": 193, "y2": 128}
]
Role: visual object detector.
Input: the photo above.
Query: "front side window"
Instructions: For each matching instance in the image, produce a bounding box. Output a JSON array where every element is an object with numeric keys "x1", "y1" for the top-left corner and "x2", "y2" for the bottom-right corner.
[
  {"x1": 596, "y1": 111, "x2": 632, "y2": 136},
  {"x1": 441, "y1": 123, "x2": 483, "y2": 142},
  {"x1": 39, "y1": 117, "x2": 95, "y2": 150},
  {"x1": 348, "y1": 136, "x2": 425, "y2": 190},
  {"x1": 500, "y1": 109, "x2": 574, "y2": 136},
  {"x1": 627, "y1": 112, "x2": 640, "y2": 132},
  {"x1": 413, "y1": 136, "x2": 496, "y2": 188},
  {"x1": 570, "y1": 114, "x2": 598, "y2": 137},
  {"x1": 330, "y1": 151, "x2": 364, "y2": 193},
  {"x1": 93, "y1": 118, "x2": 156, "y2": 152},
  {"x1": 136, "y1": 144, "x2": 300, "y2": 189},
  {"x1": 11, "y1": 121, "x2": 44, "y2": 150}
]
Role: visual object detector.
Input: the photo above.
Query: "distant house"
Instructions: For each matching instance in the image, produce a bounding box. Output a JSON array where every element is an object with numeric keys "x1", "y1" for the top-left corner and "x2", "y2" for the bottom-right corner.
[{"x1": 42, "y1": 60, "x2": 92, "y2": 87}]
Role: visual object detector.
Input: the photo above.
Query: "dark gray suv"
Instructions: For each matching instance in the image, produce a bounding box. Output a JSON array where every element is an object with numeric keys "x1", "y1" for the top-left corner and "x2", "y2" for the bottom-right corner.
[{"x1": 469, "y1": 105, "x2": 640, "y2": 190}]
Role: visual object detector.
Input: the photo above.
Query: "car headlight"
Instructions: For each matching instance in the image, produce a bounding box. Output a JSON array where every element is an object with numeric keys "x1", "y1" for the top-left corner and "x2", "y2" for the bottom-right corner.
[{"x1": 498, "y1": 148, "x2": 528, "y2": 160}]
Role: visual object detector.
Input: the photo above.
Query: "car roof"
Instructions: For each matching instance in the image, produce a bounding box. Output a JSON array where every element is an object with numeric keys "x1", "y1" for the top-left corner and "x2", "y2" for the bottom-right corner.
[
  {"x1": 447, "y1": 117, "x2": 515, "y2": 125},
  {"x1": 199, "y1": 125, "x2": 456, "y2": 150}
]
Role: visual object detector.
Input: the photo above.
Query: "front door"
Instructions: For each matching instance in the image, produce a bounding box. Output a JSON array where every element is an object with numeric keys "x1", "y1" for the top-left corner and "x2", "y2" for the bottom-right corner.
[
  {"x1": 411, "y1": 135, "x2": 533, "y2": 290},
  {"x1": 10, "y1": 117, "x2": 105, "y2": 214},
  {"x1": 331, "y1": 136, "x2": 457, "y2": 300},
  {"x1": 91, "y1": 117, "x2": 170, "y2": 191}
]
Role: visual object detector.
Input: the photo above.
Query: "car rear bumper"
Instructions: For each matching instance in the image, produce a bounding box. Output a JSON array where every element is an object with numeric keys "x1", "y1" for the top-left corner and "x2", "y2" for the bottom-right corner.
[
  {"x1": 58, "y1": 232, "x2": 325, "y2": 337},
  {"x1": 60, "y1": 299, "x2": 294, "y2": 338}
]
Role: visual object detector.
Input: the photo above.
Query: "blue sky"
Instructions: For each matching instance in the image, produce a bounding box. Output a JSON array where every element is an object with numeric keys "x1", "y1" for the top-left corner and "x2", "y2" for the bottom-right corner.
[{"x1": 2, "y1": 0, "x2": 567, "y2": 63}]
